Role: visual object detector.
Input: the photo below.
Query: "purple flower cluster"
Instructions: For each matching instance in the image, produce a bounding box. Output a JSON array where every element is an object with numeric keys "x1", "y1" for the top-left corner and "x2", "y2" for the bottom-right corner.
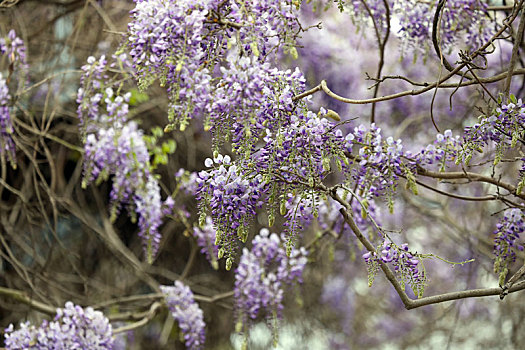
[
  {"x1": 234, "y1": 229, "x2": 307, "y2": 329},
  {"x1": 0, "y1": 73, "x2": 15, "y2": 167},
  {"x1": 343, "y1": 123, "x2": 409, "y2": 211},
  {"x1": 160, "y1": 281, "x2": 206, "y2": 350},
  {"x1": 76, "y1": 55, "x2": 109, "y2": 133},
  {"x1": 363, "y1": 240, "x2": 426, "y2": 297},
  {"x1": 127, "y1": 0, "x2": 218, "y2": 128},
  {"x1": 0, "y1": 30, "x2": 27, "y2": 168},
  {"x1": 416, "y1": 129, "x2": 462, "y2": 170},
  {"x1": 193, "y1": 216, "x2": 219, "y2": 269},
  {"x1": 197, "y1": 154, "x2": 265, "y2": 267},
  {"x1": 232, "y1": 0, "x2": 300, "y2": 58},
  {"x1": 4, "y1": 302, "x2": 113, "y2": 350},
  {"x1": 349, "y1": 0, "x2": 391, "y2": 34},
  {"x1": 227, "y1": 64, "x2": 306, "y2": 153},
  {"x1": 396, "y1": 0, "x2": 492, "y2": 54},
  {"x1": 493, "y1": 209, "x2": 525, "y2": 275},
  {"x1": 210, "y1": 55, "x2": 271, "y2": 139},
  {"x1": 78, "y1": 55, "x2": 170, "y2": 262},
  {"x1": 126, "y1": 0, "x2": 302, "y2": 132},
  {"x1": 255, "y1": 111, "x2": 344, "y2": 185},
  {"x1": 0, "y1": 29, "x2": 28, "y2": 70},
  {"x1": 461, "y1": 99, "x2": 525, "y2": 166}
]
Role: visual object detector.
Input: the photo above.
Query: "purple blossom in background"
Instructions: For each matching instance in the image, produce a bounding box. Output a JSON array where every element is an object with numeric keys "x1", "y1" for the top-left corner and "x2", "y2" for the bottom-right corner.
[
  {"x1": 349, "y1": 0, "x2": 392, "y2": 33},
  {"x1": 160, "y1": 281, "x2": 206, "y2": 350},
  {"x1": 234, "y1": 229, "x2": 307, "y2": 329},
  {"x1": 175, "y1": 168, "x2": 200, "y2": 196},
  {"x1": 396, "y1": 0, "x2": 492, "y2": 54},
  {"x1": 494, "y1": 209, "x2": 525, "y2": 276},
  {"x1": 4, "y1": 302, "x2": 113, "y2": 350}
]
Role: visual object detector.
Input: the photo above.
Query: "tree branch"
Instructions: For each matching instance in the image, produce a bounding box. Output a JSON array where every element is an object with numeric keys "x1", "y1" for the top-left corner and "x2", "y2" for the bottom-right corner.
[{"x1": 331, "y1": 192, "x2": 525, "y2": 310}]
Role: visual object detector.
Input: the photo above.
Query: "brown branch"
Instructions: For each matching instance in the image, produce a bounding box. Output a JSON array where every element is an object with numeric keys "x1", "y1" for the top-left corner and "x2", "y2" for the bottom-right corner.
[
  {"x1": 415, "y1": 166, "x2": 525, "y2": 200},
  {"x1": 504, "y1": 2, "x2": 525, "y2": 97},
  {"x1": 112, "y1": 301, "x2": 163, "y2": 334},
  {"x1": 331, "y1": 191, "x2": 525, "y2": 310},
  {"x1": 0, "y1": 286, "x2": 57, "y2": 316}
]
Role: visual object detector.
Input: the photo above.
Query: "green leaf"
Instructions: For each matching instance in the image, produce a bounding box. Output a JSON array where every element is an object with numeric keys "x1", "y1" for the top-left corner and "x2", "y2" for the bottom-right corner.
[{"x1": 128, "y1": 87, "x2": 150, "y2": 106}]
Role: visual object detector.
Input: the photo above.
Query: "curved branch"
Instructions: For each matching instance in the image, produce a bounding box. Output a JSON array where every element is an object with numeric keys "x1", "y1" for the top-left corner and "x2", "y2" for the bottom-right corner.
[
  {"x1": 415, "y1": 166, "x2": 525, "y2": 200},
  {"x1": 331, "y1": 192, "x2": 525, "y2": 310},
  {"x1": 112, "y1": 302, "x2": 162, "y2": 334},
  {"x1": 432, "y1": 0, "x2": 462, "y2": 75}
]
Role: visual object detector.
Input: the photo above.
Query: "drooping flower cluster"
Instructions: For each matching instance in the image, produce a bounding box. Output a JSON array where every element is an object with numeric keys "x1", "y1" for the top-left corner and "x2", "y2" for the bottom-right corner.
[
  {"x1": 128, "y1": 0, "x2": 218, "y2": 128},
  {"x1": 0, "y1": 73, "x2": 15, "y2": 167},
  {"x1": 493, "y1": 209, "x2": 525, "y2": 278},
  {"x1": 461, "y1": 99, "x2": 525, "y2": 166},
  {"x1": 0, "y1": 30, "x2": 27, "y2": 168},
  {"x1": 160, "y1": 281, "x2": 206, "y2": 350},
  {"x1": 233, "y1": 0, "x2": 300, "y2": 57},
  {"x1": 234, "y1": 229, "x2": 307, "y2": 331},
  {"x1": 193, "y1": 216, "x2": 219, "y2": 269},
  {"x1": 255, "y1": 110, "x2": 345, "y2": 184},
  {"x1": 0, "y1": 29, "x2": 27, "y2": 66},
  {"x1": 4, "y1": 302, "x2": 113, "y2": 350},
  {"x1": 363, "y1": 240, "x2": 426, "y2": 297},
  {"x1": 126, "y1": 0, "x2": 302, "y2": 131},
  {"x1": 78, "y1": 55, "x2": 171, "y2": 262},
  {"x1": 227, "y1": 63, "x2": 307, "y2": 155},
  {"x1": 343, "y1": 123, "x2": 413, "y2": 212},
  {"x1": 348, "y1": 0, "x2": 392, "y2": 34},
  {"x1": 197, "y1": 154, "x2": 265, "y2": 268},
  {"x1": 416, "y1": 129, "x2": 462, "y2": 170}
]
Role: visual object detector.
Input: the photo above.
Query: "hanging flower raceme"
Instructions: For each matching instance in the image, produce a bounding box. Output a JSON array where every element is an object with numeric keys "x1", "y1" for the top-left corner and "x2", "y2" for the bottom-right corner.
[
  {"x1": 0, "y1": 29, "x2": 27, "y2": 69},
  {"x1": 4, "y1": 302, "x2": 114, "y2": 350},
  {"x1": 78, "y1": 55, "x2": 171, "y2": 262},
  {"x1": 461, "y1": 99, "x2": 525, "y2": 166},
  {"x1": 160, "y1": 281, "x2": 206, "y2": 350},
  {"x1": 0, "y1": 29, "x2": 27, "y2": 169},
  {"x1": 193, "y1": 216, "x2": 219, "y2": 269},
  {"x1": 0, "y1": 74, "x2": 15, "y2": 167},
  {"x1": 363, "y1": 240, "x2": 427, "y2": 297},
  {"x1": 493, "y1": 209, "x2": 525, "y2": 283},
  {"x1": 197, "y1": 154, "x2": 266, "y2": 269},
  {"x1": 234, "y1": 229, "x2": 307, "y2": 333},
  {"x1": 127, "y1": 0, "x2": 220, "y2": 129},
  {"x1": 214, "y1": 56, "x2": 307, "y2": 155}
]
